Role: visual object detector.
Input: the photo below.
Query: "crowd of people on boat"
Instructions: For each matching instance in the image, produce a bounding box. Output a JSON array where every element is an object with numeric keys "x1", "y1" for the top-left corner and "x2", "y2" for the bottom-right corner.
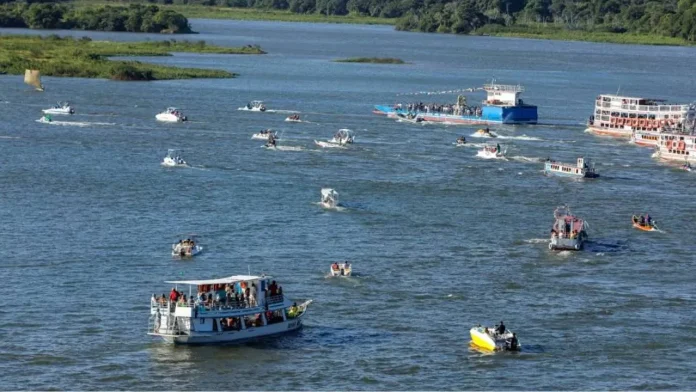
[
  {"x1": 175, "y1": 238, "x2": 196, "y2": 248},
  {"x1": 287, "y1": 114, "x2": 300, "y2": 121},
  {"x1": 331, "y1": 262, "x2": 350, "y2": 270},
  {"x1": 479, "y1": 321, "x2": 519, "y2": 351},
  {"x1": 153, "y1": 280, "x2": 286, "y2": 311},
  {"x1": 551, "y1": 228, "x2": 580, "y2": 239},
  {"x1": 394, "y1": 102, "x2": 483, "y2": 117},
  {"x1": 632, "y1": 214, "x2": 653, "y2": 227}
]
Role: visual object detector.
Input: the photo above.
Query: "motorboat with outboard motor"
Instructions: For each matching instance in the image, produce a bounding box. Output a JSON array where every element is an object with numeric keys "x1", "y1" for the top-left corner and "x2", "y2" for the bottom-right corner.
[
  {"x1": 549, "y1": 205, "x2": 588, "y2": 250},
  {"x1": 239, "y1": 100, "x2": 267, "y2": 112},
  {"x1": 320, "y1": 188, "x2": 339, "y2": 209},
  {"x1": 477, "y1": 144, "x2": 505, "y2": 159},
  {"x1": 148, "y1": 273, "x2": 312, "y2": 344},
  {"x1": 470, "y1": 323, "x2": 520, "y2": 352},
  {"x1": 456, "y1": 136, "x2": 467, "y2": 146},
  {"x1": 264, "y1": 133, "x2": 278, "y2": 149},
  {"x1": 161, "y1": 149, "x2": 187, "y2": 167},
  {"x1": 330, "y1": 262, "x2": 351, "y2": 277},
  {"x1": 42, "y1": 102, "x2": 74, "y2": 115},
  {"x1": 252, "y1": 129, "x2": 277, "y2": 140},
  {"x1": 156, "y1": 107, "x2": 187, "y2": 122},
  {"x1": 285, "y1": 114, "x2": 301, "y2": 122},
  {"x1": 632, "y1": 215, "x2": 657, "y2": 231},
  {"x1": 172, "y1": 237, "x2": 203, "y2": 257},
  {"x1": 474, "y1": 128, "x2": 495, "y2": 137}
]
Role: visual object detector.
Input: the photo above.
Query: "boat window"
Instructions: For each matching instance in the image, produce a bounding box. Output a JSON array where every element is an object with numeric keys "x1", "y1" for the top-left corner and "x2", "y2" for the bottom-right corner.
[
  {"x1": 244, "y1": 313, "x2": 264, "y2": 328},
  {"x1": 266, "y1": 310, "x2": 285, "y2": 325},
  {"x1": 221, "y1": 317, "x2": 242, "y2": 331}
]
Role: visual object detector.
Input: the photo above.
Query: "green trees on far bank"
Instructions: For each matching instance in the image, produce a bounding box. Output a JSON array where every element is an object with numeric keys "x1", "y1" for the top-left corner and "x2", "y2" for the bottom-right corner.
[
  {"x1": 0, "y1": 3, "x2": 193, "y2": 33},
  {"x1": 118, "y1": 0, "x2": 696, "y2": 42}
]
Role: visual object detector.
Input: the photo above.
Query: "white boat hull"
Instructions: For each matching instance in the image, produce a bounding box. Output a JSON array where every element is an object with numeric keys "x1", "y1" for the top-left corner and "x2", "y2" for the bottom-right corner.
[
  {"x1": 42, "y1": 107, "x2": 73, "y2": 115},
  {"x1": 252, "y1": 133, "x2": 276, "y2": 140},
  {"x1": 477, "y1": 149, "x2": 505, "y2": 159},
  {"x1": 549, "y1": 236, "x2": 585, "y2": 251},
  {"x1": 315, "y1": 140, "x2": 345, "y2": 148},
  {"x1": 238, "y1": 107, "x2": 266, "y2": 112},
  {"x1": 330, "y1": 267, "x2": 351, "y2": 276},
  {"x1": 285, "y1": 118, "x2": 301, "y2": 123},
  {"x1": 155, "y1": 316, "x2": 305, "y2": 345},
  {"x1": 171, "y1": 245, "x2": 203, "y2": 257},
  {"x1": 161, "y1": 157, "x2": 187, "y2": 167},
  {"x1": 156, "y1": 113, "x2": 185, "y2": 122}
]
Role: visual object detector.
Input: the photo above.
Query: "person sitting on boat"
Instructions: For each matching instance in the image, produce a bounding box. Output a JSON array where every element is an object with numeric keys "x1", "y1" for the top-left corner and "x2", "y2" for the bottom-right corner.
[
  {"x1": 639, "y1": 215, "x2": 646, "y2": 225},
  {"x1": 569, "y1": 230, "x2": 576, "y2": 239},
  {"x1": 645, "y1": 214, "x2": 652, "y2": 226},
  {"x1": 497, "y1": 321, "x2": 506, "y2": 335},
  {"x1": 332, "y1": 262, "x2": 340, "y2": 271}
]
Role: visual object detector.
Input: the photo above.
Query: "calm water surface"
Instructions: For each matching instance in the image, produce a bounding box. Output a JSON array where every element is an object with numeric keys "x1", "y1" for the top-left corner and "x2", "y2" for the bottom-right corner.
[{"x1": 1, "y1": 20, "x2": 696, "y2": 390}]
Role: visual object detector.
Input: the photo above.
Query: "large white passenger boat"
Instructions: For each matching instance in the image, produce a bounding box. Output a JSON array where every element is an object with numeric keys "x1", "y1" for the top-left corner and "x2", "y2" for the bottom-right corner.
[
  {"x1": 654, "y1": 133, "x2": 696, "y2": 163},
  {"x1": 587, "y1": 94, "x2": 695, "y2": 138},
  {"x1": 148, "y1": 274, "x2": 312, "y2": 345}
]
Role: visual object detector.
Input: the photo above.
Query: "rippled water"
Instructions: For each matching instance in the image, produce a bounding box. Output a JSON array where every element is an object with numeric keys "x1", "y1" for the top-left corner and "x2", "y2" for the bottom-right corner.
[{"x1": 1, "y1": 20, "x2": 696, "y2": 390}]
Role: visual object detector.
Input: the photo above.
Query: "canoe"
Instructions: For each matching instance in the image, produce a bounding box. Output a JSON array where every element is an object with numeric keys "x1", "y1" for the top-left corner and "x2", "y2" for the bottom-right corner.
[{"x1": 632, "y1": 222, "x2": 656, "y2": 232}]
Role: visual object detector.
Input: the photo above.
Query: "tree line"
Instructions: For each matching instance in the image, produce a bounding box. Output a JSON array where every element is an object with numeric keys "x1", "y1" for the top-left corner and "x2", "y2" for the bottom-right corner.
[
  {"x1": 122, "y1": 0, "x2": 696, "y2": 41},
  {"x1": 0, "y1": 3, "x2": 193, "y2": 33}
]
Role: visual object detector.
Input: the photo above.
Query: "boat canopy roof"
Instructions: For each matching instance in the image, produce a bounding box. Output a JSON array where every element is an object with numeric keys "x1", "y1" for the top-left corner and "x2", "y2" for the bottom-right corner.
[{"x1": 166, "y1": 274, "x2": 269, "y2": 286}]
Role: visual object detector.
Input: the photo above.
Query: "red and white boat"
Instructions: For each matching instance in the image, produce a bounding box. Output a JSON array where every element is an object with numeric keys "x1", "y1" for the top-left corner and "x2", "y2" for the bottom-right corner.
[
  {"x1": 587, "y1": 94, "x2": 695, "y2": 138},
  {"x1": 549, "y1": 205, "x2": 588, "y2": 251},
  {"x1": 653, "y1": 133, "x2": 696, "y2": 164}
]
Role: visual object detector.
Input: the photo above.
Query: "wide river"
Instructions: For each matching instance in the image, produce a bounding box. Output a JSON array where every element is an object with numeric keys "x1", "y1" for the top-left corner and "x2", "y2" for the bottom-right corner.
[{"x1": 1, "y1": 20, "x2": 696, "y2": 390}]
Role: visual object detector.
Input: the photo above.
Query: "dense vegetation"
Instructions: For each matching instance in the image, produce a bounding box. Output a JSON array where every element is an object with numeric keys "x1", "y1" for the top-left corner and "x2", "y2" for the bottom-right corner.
[
  {"x1": 0, "y1": 35, "x2": 264, "y2": 80},
  {"x1": 99, "y1": 0, "x2": 696, "y2": 43},
  {"x1": 0, "y1": 2, "x2": 193, "y2": 33},
  {"x1": 334, "y1": 57, "x2": 405, "y2": 63}
]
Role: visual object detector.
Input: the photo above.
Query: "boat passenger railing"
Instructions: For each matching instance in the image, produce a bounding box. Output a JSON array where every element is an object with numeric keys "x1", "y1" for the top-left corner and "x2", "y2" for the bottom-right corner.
[
  {"x1": 597, "y1": 99, "x2": 689, "y2": 112},
  {"x1": 151, "y1": 294, "x2": 286, "y2": 313},
  {"x1": 483, "y1": 83, "x2": 523, "y2": 92}
]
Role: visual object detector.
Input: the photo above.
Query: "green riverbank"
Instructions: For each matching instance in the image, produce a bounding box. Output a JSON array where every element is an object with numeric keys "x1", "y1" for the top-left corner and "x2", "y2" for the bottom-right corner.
[{"x1": 0, "y1": 35, "x2": 265, "y2": 80}]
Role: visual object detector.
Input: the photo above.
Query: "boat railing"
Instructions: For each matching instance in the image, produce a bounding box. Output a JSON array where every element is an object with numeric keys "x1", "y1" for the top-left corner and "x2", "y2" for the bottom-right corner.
[
  {"x1": 151, "y1": 294, "x2": 286, "y2": 313},
  {"x1": 483, "y1": 83, "x2": 524, "y2": 92}
]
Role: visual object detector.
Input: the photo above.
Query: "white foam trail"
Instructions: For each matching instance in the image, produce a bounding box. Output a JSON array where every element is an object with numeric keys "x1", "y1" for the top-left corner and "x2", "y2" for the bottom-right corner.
[
  {"x1": 36, "y1": 120, "x2": 115, "y2": 127},
  {"x1": 469, "y1": 132, "x2": 497, "y2": 138},
  {"x1": 510, "y1": 155, "x2": 545, "y2": 163},
  {"x1": 476, "y1": 150, "x2": 506, "y2": 160},
  {"x1": 314, "y1": 202, "x2": 346, "y2": 211},
  {"x1": 496, "y1": 134, "x2": 543, "y2": 141},
  {"x1": 0, "y1": 136, "x2": 20, "y2": 140},
  {"x1": 525, "y1": 238, "x2": 549, "y2": 244},
  {"x1": 265, "y1": 109, "x2": 299, "y2": 114},
  {"x1": 315, "y1": 140, "x2": 346, "y2": 149},
  {"x1": 267, "y1": 145, "x2": 304, "y2": 152}
]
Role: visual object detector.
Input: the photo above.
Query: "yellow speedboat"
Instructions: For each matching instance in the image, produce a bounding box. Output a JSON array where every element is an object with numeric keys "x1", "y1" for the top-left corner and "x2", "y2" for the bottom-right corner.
[{"x1": 469, "y1": 326, "x2": 520, "y2": 352}]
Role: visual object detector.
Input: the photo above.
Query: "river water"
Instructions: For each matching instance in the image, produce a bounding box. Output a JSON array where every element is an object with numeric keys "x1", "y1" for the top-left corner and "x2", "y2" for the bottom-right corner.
[{"x1": 1, "y1": 20, "x2": 696, "y2": 390}]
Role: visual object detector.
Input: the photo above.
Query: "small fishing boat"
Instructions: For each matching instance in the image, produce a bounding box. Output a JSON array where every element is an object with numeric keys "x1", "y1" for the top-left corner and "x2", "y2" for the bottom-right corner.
[
  {"x1": 632, "y1": 215, "x2": 657, "y2": 231},
  {"x1": 161, "y1": 149, "x2": 187, "y2": 167},
  {"x1": 455, "y1": 136, "x2": 467, "y2": 146},
  {"x1": 320, "y1": 188, "x2": 339, "y2": 209},
  {"x1": 42, "y1": 102, "x2": 74, "y2": 115},
  {"x1": 239, "y1": 100, "x2": 267, "y2": 112},
  {"x1": 251, "y1": 129, "x2": 277, "y2": 140},
  {"x1": 544, "y1": 157, "x2": 599, "y2": 179},
  {"x1": 285, "y1": 114, "x2": 301, "y2": 122},
  {"x1": 156, "y1": 107, "x2": 187, "y2": 122},
  {"x1": 148, "y1": 273, "x2": 312, "y2": 344},
  {"x1": 330, "y1": 262, "x2": 351, "y2": 277},
  {"x1": 470, "y1": 324, "x2": 520, "y2": 352},
  {"x1": 477, "y1": 144, "x2": 505, "y2": 159},
  {"x1": 474, "y1": 128, "x2": 495, "y2": 137},
  {"x1": 24, "y1": 69, "x2": 44, "y2": 92},
  {"x1": 329, "y1": 129, "x2": 354, "y2": 145},
  {"x1": 172, "y1": 237, "x2": 203, "y2": 258},
  {"x1": 549, "y1": 205, "x2": 588, "y2": 251}
]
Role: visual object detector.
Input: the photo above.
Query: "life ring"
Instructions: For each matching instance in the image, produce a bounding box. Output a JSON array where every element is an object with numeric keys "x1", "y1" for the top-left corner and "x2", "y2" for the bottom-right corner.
[
  {"x1": 678, "y1": 140, "x2": 686, "y2": 150},
  {"x1": 666, "y1": 140, "x2": 673, "y2": 149}
]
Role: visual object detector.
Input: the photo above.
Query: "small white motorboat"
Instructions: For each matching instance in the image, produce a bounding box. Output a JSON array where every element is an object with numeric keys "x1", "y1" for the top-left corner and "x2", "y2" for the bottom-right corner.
[
  {"x1": 42, "y1": 102, "x2": 74, "y2": 115},
  {"x1": 329, "y1": 129, "x2": 354, "y2": 145},
  {"x1": 156, "y1": 107, "x2": 187, "y2": 122},
  {"x1": 470, "y1": 324, "x2": 520, "y2": 352},
  {"x1": 285, "y1": 114, "x2": 301, "y2": 122},
  {"x1": 251, "y1": 129, "x2": 277, "y2": 140},
  {"x1": 161, "y1": 149, "x2": 187, "y2": 167},
  {"x1": 477, "y1": 144, "x2": 505, "y2": 159},
  {"x1": 172, "y1": 237, "x2": 202, "y2": 258},
  {"x1": 330, "y1": 262, "x2": 351, "y2": 277},
  {"x1": 238, "y1": 100, "x2": 267, "y2": 112},
  {"x1": 320, "y1": 188, "x2": 339, "y2": 209}
]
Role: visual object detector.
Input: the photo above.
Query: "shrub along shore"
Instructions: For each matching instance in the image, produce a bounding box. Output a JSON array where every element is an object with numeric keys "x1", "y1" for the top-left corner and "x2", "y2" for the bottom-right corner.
[
  {"x1": 0, "y1": 35, "x2": 266, "y2": 81},
  {"x1": 334, "y1": 57, "x2": 406, "y2": 64}
]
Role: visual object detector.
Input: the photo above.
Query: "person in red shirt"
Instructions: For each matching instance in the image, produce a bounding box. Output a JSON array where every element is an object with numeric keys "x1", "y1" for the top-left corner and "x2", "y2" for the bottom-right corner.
[{"x1": 169, "y1": 287, "x2": 179, "y2": 302}]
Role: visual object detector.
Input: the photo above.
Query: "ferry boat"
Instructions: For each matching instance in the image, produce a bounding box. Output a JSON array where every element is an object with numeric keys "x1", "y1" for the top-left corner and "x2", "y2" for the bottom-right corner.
[
  {"x1": 374, "y1": 82, "x2": 537, "y2": 125},
  {"x1": 469, "y1": 324, "x2": 520, "y2": 352},
  {"x1": 631, "y1": 129, "x2": 662, "y2": 147},
  {"x1": 330, "y1": 262, "x2": 351, "y2": 277},
  {"x1": 549, "y1": 205, "x2": 587, "y2": 251},
  {"x1": 544, "y1": 157, "x2": 598, "y2": 179},
  {"x1": 586, "y1": 94, "x2": 695, "y2": 138},
  {"x1": 148, "y1": 274, "x2": 312, "y2": 345},
  {"x1": 653, "y1": 133, "x2": 696, "y2": 163}
]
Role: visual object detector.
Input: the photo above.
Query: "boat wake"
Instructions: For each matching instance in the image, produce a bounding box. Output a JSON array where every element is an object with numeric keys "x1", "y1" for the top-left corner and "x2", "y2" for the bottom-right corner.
[
  {"x1": 36, "y1": 120, "x2": 115, "y2": 127},
  {"x1": 315, "y1": 141, "x2": 346, "y2": 149},
  {"x1": 496, "y1": 134, "x2": 543, "y2": 141},
  {"x1": 476, "y1": 151, "x2": 507, "y2": 160},
  {"x1": 266, "y1": 109, "x2": 299, "y2": 114},
  {"x1": 0, "y1": 135, "x2": 21, "y2": 140},
  {"x1": 525, "y1": 238, "x2": 549, "y2": 244},
  {"x1": 509, "y1": 155, "x2": 546, "y2": 163},
  {"x1": 470, "y1": 132, "x2": 498, "y2": 138},
  {"x1": 266, "y1": 145, "x2": 305, "y2": 152},
  {"x1": 314, "y1": 202, "x2": 346, "y2": 211}
]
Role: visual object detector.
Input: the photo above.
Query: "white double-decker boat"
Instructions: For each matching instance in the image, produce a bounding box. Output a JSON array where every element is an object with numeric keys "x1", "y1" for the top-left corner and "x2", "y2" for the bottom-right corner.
[
  {"x1": 42, "y1": 102, "x2": 74, "y2": 115},
  {"x1": 156, "y1": 107, "x2": 187, "y2": 122},
  {"x1": 148, "y1": 274, "x2": 312, "y2": 345},
  {"x1": 239, "y1": 100, "x2": 267, "y2": 112},
  {"x1": 587, "y1": 94, "x2": 695, "y2": 138},
  {"x1": 653, "y1": 132, "x2": 696, "y2": 164}
]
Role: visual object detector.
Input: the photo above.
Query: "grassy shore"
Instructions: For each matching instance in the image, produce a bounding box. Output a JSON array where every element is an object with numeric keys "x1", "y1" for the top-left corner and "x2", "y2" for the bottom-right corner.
[
  {"x1": 334, "y1": 57, "x2": 406, "y2": 64},
  {"x1": 0, "y1": 35, "x2": 265, "y2": 80},
  {"x1": 475, "y1": 24, "x2": 692, "y2": 46}
]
